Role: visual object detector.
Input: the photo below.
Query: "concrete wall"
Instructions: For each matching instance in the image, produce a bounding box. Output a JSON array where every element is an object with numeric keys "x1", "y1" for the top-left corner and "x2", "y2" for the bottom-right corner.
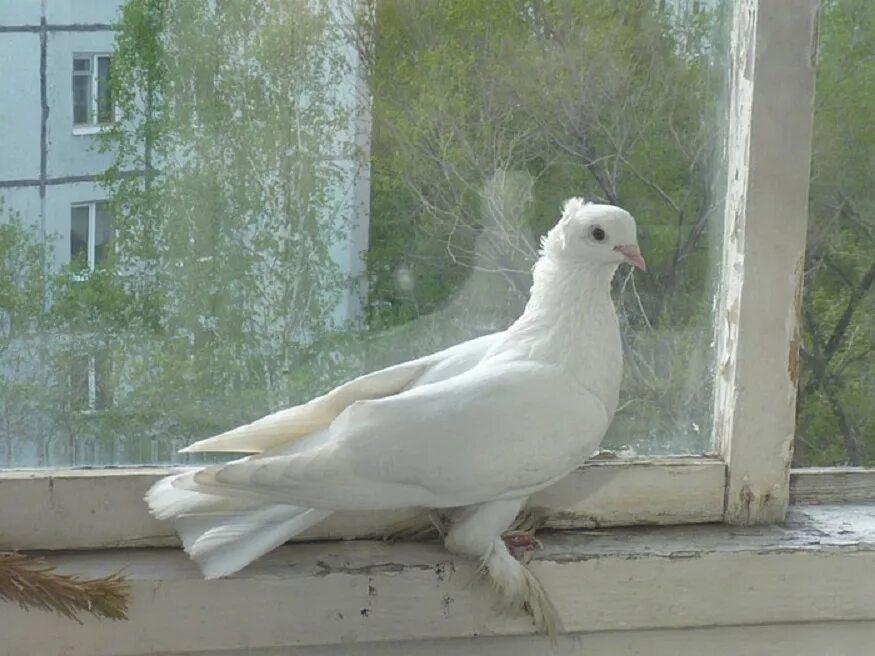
[
  {"x1": 0, "y1": 1, "x2": 118, "y2": 239},
  {"x1": 45, "y1": 0, "x2": 122, "y2": 25},
  {"x1": 46, "y1": 30, "x2": 117, "y2": 179},
  {"x1": 0, "y1": 33, "x2": 41, "y2": 182},
  {"x1": 0, "y1": 1, "x2": 41, "y2": 25}
]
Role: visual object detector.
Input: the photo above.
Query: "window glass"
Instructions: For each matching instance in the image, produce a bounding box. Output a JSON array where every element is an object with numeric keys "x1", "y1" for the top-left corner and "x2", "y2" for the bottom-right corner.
[
  {"x1": 94, "y1": 350, "x2": 114, "y2": 410},
  {"x1": 796, "y1": 0, "x2": 875, "y2": 466},
  {"x1": 72, "y1": 57, "x2": 92, "y2": 125},
  {"x1": 69, "y1": 354, "x2": 92, "y2": 412},
  {"x1": 94, "y1": 201, "x2": 113, "y2": 267},
  {"x1": 2, "y1": 0, "x2": 730, "y2": 467},
  {"x1": 70, "y1": 204, "x2": 90, "y2": 268},
  {"x1": 97, "y1": 56, "x2": 113, "y2": 124}
]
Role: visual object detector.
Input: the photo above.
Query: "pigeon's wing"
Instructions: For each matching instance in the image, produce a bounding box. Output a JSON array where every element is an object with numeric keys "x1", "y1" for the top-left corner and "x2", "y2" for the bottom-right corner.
[
  {"x1": 180, "y1": 332, "x2": 500, "y2": 455},
  {"x1": 178, "y1": 360, "x2": 428, "y2": 455},
  {"x1": 181, "y1": 358, "x2": 609, "y2": 510}
]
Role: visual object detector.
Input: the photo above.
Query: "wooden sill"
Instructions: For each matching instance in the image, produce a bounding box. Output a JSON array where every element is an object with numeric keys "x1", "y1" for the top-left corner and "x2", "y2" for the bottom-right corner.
[
  {"x1": 0, "y1": 459, "x2": 726, "y2": 550},
  {"x1": 3, "y1": 505, "x2": 874, "y2": 656}
]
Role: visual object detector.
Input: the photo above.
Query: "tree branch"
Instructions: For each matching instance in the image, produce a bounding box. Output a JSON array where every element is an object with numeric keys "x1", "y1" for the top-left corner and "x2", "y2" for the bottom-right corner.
[{"x1": 0, "y1": 552, "x2": 129, "y2": 624}]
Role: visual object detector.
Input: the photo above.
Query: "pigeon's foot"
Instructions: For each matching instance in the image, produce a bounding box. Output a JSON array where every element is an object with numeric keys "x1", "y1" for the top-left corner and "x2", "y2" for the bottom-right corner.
[
  {"x1": 509, "y1": 507, "x2": 548, "y2": 533},
  {"x1": 502, "y1": 530, "x2": 542, "y2": 564}
]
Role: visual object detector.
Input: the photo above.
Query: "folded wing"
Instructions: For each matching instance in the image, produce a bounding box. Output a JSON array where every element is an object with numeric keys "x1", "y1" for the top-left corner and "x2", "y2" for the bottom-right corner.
[
  {"x1": 178, "y1": 358, "x2": 609, "y2": 511},
  {"x1": 180, "y1": 332, "x2": 500, "y2": 455}
]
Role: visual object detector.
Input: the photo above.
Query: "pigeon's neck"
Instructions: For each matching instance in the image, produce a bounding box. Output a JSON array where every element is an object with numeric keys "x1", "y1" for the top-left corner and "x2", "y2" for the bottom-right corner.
[{"x1": 507, "y1": 256, "x2": 622, "y2": 411}]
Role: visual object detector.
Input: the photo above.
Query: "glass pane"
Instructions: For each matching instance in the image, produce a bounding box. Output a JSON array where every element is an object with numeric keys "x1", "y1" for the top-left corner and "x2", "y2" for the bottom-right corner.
[
  {"x1": 70, "y1": 205, "x2": 90, "y2": 268},
  {"x1": 2, "y1": 0, "x2": 730, "y2": 467},
  {"x1": 97, "y1": 56, "x2": 113, "y2": 123},
  {"x1": 795, "y1": 1, "x2": 875, "y2": 466},
  {"x1": 94, "y1": 202, "x2": 113, "y2": 266},
  {"x1": 94, "y1": 350, "x2": 113, "y2": 410},
  {"x1": 73, "y1": 57, "x2": 91, "y2": 72},
  {"x1": 72, "y1": 72, "x2": 91, "y2": 125},
  {"x1": 68, "y1": 355, "x2": 91, "y2": 412}
]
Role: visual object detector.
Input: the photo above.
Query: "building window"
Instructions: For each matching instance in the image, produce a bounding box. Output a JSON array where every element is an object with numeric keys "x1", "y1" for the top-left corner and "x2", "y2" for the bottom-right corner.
[
  {"x1": 72, "y1": 54, "x2": 113, "y2": 128},
  {"x1": 69, "y1": 351, "x2": 113, "y2": 412},
  {"x1": 70, "y1": 201, "x2": 113, "y2": 272}
]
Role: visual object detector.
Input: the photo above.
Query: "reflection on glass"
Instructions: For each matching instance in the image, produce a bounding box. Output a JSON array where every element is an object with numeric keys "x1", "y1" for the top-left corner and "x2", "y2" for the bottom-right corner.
[
  {"x1": 70, "y1": 204, "x2": 90, "y2": 267},
  {"x1": 97, "y1": 56, "x2": 113, "y2": 124},
  {"x1": 94, "y1": 202, "x2": 113, "y2": 267},
  {"x1": 1, "y1": 0, "x2": 730, "y2": 467},
  {"x1": 68, "y1": 355, "x2": 92, "y2": 412},
  {"x1": 796, "y1": 0, "x2": 875, "y2": 466}
]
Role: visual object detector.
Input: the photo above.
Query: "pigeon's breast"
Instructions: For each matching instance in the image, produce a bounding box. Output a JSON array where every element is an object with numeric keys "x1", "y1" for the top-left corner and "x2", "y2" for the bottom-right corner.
[{"x1": 537, "y1": 300, "x2": 623, "y2": 416}]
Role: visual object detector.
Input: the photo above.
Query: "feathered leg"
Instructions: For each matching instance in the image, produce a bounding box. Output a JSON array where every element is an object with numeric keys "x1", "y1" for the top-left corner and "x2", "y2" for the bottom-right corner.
[{"x1": 444, "y1": 499, "x2": 561, "y2": 636}]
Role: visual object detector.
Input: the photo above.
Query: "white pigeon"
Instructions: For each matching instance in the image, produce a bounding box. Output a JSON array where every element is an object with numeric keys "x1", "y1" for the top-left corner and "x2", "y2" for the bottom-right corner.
[{"x1": 146, "y1": 198, "x2": 645, "y2": 633}]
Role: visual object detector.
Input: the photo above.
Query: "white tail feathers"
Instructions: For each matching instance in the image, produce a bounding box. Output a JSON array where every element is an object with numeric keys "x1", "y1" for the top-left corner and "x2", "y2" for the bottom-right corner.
[
  {"x1": 145, "y1": 473, "x2": 331, "y2": 579},
  {"x1": 484, "y1": 538, "x2": 561, "y2": 636}
]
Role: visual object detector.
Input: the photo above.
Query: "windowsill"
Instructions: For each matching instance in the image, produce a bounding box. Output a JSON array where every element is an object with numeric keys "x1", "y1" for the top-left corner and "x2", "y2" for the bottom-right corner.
[
  {"x1": 72, "y1": 124, "x2": 112, "y2": 136},
  {"x1": 4, "y1": 505, "x2": 874, "y2": 656}
]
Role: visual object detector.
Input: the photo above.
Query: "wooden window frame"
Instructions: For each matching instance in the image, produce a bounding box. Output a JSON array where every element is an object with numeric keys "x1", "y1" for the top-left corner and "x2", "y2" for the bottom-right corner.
[{"x1": 1, "y1": 0, "x2": 855, "y2": 554}]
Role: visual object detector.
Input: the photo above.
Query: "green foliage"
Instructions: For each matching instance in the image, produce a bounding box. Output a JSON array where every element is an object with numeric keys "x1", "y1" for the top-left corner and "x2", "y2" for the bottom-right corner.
[
  {"x1": 366, "y1": 0, "x2": 728, "y2": 452},
  {"x1": 1, "y1": 0, "x2": 872, "y2": 466},
  {"x1": 2, "y1": 1, "x2": 369, "y2": 465},
  {"x1": 0, "y1": 203, "x2": 48, "y2": 341},
  {"x1": 94, "y1": 0, "x2": 363, "y2": 447}
]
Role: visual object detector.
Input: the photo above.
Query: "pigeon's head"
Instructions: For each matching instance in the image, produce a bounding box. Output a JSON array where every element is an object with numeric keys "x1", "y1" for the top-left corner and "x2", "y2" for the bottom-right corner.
[{"x1": 542, "y1": 198, "x2": 646, "y2": 271}]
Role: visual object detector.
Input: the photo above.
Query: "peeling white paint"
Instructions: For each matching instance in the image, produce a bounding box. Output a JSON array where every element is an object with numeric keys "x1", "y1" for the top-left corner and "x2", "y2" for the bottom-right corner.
[
  {"x1": 2, "y1": 506, "x2": 873, "y2": 656},
  {"x1": 714, "y1": 0, "x2": 818, "y2": 525}
]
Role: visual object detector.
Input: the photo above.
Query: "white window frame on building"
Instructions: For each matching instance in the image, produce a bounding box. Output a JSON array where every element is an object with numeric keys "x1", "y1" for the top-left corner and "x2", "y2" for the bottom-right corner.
[
  {"x1": 1, "y1": 0, "x2": 869, "y2": 562},
  {"x1": 72, "y1": 53, "x2": 114, "y2": 134},
  {"x1": 70, "y1": 200, "x2": 113, "y2": 275}
]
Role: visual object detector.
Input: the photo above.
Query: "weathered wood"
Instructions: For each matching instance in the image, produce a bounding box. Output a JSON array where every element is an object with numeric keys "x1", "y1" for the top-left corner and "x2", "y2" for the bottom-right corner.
[
  {"x1": 2, "y1": 505, "x2": 873, "y2": 656},
  {"x1": 0, "y1": 459, "x2": 725, "y2": 550},
  {"x1": 714, "y1": 0, "x2": 819, "y2": 524},
  {"x1": 791, "y1": 468, "x2": 875, "y2": 505},
  {"x1": 128, "y1": 623, "x2": 875, "y2": 656}
]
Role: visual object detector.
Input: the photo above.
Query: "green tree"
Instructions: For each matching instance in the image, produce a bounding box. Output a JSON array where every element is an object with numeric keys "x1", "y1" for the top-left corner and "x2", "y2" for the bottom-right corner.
[
  {"x1": 364, "y1": 0, "x2": 728, "y2": 453},
  {"x1": 96, "y1": 0, "x2": 366, "y2": 449},
  {"x1": 0, "y1": 202, "x2": 51, "y2": 466},
  {"x1": 796, "y1": 0, "x2": 875, "y2": 465}
]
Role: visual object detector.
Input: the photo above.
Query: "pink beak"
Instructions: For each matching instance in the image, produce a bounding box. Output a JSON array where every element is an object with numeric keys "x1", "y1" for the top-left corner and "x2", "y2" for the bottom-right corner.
[{"x1": 615, "y1": 244, "x2": 646, "y2": 271}]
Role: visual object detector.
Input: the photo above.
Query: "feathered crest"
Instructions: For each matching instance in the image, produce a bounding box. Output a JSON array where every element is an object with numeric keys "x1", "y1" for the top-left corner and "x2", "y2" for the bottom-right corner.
[{"x1": 539, "y1": 197, "x2": 589, "y2": 255}]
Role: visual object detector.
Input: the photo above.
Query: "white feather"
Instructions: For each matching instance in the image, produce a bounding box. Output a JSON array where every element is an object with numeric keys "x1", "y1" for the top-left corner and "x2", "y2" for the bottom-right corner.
[{"x1": 483, "y1": 538, "x2": 561, "y2": 636}]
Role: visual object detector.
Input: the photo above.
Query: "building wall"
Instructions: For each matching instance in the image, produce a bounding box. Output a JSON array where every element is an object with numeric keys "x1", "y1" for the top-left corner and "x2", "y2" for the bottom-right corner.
[
  {"x1": 0, "y1": 33, "x2": 41, "y2": 182},
  {"x1": 0, "y1": 1, "x2": 119, "y2": 250},
  {"x1": 45, "y1": 29, "x2": 117, "y2": 179},
  {"x1": 0, "y1": 1, "x2": 368, "y2": 326}
]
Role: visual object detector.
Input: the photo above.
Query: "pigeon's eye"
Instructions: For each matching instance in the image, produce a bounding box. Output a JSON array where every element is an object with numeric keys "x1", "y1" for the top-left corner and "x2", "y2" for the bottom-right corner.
[{"x1": 591, "y1": 226, "x2": 606, "y2": 242}]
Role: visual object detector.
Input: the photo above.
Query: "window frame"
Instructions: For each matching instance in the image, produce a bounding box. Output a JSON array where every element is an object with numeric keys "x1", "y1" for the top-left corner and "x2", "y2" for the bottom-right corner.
[
  {"x1": 1, "y1": 0, "x2": 855, "y2": 553},
  {"x1": 71, "y1": 53, "x2": 115, "y2": 135},
  {"x1": 70, "y1": 200, "x2": 113, "y2": 275}
]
